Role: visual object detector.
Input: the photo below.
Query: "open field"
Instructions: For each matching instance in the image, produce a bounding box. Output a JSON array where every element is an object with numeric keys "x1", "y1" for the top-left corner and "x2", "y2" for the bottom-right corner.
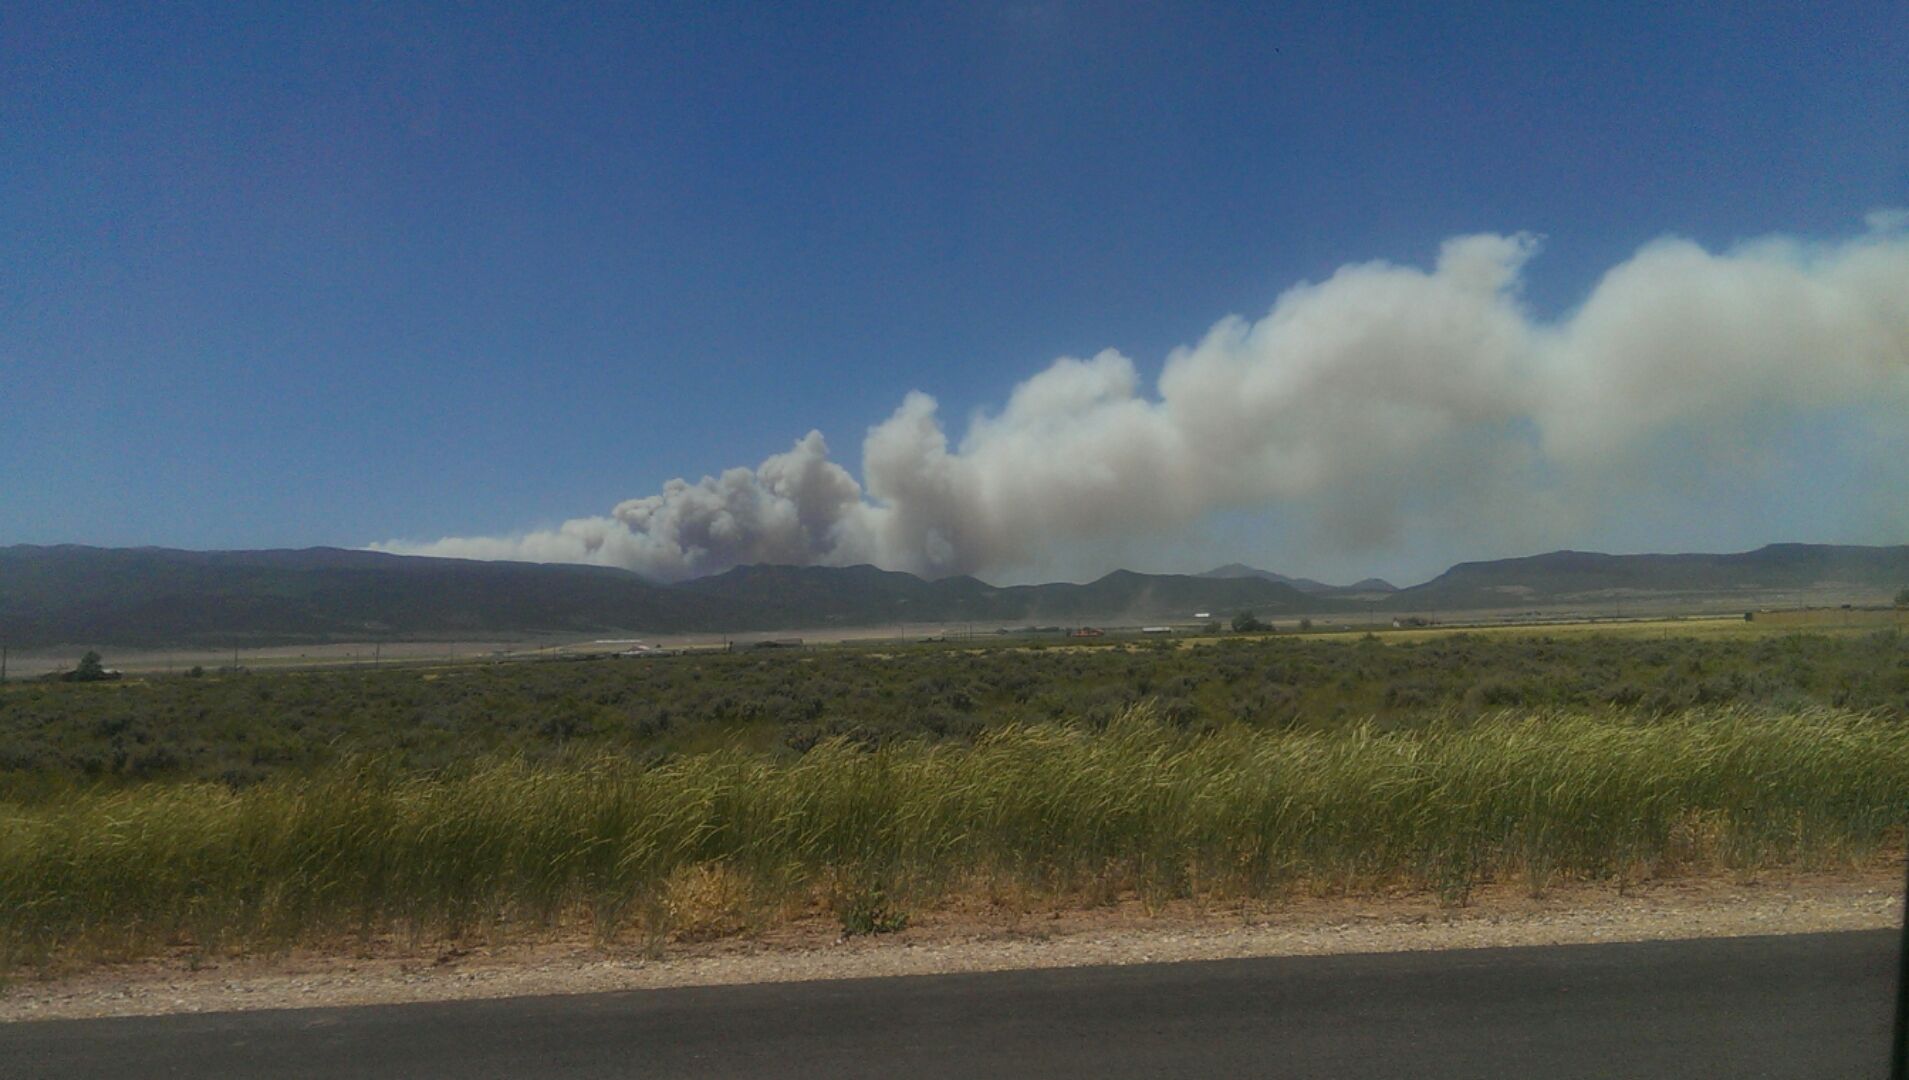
[
  {"x1": 6, "y1": 597, "x2": 1904, "y2": 679},
  {"x1": 5, "y1": 706, "x2": 1906, "y2": 974},
  {"x1": 2, "y1": 622, "x2": 1905, "y2": 975},
  {"x1": 5, "y1": 625, "x2": 1906, "y2": 788}
]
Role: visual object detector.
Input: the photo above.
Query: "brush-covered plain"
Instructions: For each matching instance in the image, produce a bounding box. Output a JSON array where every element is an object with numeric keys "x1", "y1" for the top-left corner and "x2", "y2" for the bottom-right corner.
[
  {"x1": 4, "y1": 631, "x2": 1906, "y2": 789},
  {"x1": 2, "y1": 630, "x2": 1907, "y2": 970}
]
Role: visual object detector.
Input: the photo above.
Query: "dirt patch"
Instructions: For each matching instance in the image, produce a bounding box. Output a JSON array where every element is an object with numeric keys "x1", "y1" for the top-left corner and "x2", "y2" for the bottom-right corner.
[{"x1": 3, "y1": 871, "x2": 1900, "y2": 1023}]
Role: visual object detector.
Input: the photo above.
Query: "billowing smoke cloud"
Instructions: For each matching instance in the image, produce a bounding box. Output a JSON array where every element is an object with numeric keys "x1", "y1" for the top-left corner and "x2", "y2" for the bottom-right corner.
[{"x1": 376, "y1": 219, "x2": 1909, "y2": 581}]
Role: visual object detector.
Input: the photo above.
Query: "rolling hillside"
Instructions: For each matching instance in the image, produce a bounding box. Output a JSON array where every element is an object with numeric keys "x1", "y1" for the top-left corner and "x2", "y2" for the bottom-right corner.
[
  {"x1": 667, "y1": 564, "x2": 1336, "y2": 627},
  {"x1": 0, "y1": 546, "x2": 730, "y2": 647},
  {"x1": 2, "y1": 542, "x2": 1904, "y2": 648},
  {"x1": 1199, "y1": 563, "x2": 1398, "y2": 596},
  {"x1": 1383, "y1": 543, "x2": 1909, "y2": 610},
  {"x1": 0, "y1": 547, "x2": 1337, "y2": 648}
]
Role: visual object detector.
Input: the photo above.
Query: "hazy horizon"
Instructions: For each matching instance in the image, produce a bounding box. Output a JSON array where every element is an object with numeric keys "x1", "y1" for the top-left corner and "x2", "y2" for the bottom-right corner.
[{"x1": 10, "y1": 534, "x2": 1908, "y2": 596}]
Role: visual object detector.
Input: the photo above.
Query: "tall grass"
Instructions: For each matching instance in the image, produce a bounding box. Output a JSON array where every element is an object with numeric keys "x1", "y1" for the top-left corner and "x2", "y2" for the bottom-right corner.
[{"x1": 3, "y1": 706, "x2": 1904, "y2": 969}]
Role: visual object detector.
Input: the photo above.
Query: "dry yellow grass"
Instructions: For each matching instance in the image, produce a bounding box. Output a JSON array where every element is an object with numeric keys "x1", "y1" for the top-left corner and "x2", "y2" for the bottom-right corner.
[{"x1": 5, "y1": 705, "x2": 1904, "y2": 971}]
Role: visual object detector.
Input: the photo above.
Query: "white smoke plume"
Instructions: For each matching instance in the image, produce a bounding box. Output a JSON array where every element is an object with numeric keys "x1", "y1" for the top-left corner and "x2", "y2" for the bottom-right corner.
[{"x1": 375, "y1": 219, "x2": 1909, "y2": 581}]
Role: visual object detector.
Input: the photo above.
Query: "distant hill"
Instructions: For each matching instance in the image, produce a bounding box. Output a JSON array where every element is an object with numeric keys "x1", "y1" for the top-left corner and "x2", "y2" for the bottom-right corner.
[
  {"x1": 0, "y1": 545, "x2": 731, "y2": 648},
  {"x1": 0, "y1": 546, "x2": 1342, "y2": 648},
  {"x1": 992, "y1": 569, "x2": 1341, "y2": 622},
  {"x1": 675, "y1": 563, "x2": 1005, "y2": 628},
  {"x1": 1199, "y1": 563, "x2": 1397, "y2": 596},
  {"x1": 1198, "y1": 563, "x2": 1329, "y2": 592},
  {"x1": 676, "y1": 564, "x2": 1339, "y2": 628},
  {"x1": 1384, "y1": 543, "x2": 1909, "y2": 610},
  {"x1": 3, "y1": 541, "x2": 1904, "y2": 648}
]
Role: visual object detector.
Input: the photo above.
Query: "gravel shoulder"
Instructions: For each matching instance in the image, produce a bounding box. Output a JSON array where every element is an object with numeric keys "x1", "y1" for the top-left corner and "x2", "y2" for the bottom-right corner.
[{"x1": 4, "y1": 871, "x2": 1900, "y2": 1023}]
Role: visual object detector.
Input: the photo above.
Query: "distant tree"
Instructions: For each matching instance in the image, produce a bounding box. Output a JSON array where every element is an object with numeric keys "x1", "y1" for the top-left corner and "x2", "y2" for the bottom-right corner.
[
  {"x1": 1298, "y1": 618, "x2": 1314, "y2": 633},
  {"x1": 64, "y1": 650, "x2": 115, "y2": 682},
  {"x1": 1896, "y1": 586, "x2": 1909, "y2": 608},
  {"x1": 1232, "y1": 612, "x2": 1266, "y2": 633}
]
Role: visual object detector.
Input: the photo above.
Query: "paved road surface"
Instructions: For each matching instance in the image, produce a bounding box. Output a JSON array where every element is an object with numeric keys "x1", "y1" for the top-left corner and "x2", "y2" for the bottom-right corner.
[{"x1": 2, "y1": 931, "x2": 1894, "y2": 1079}]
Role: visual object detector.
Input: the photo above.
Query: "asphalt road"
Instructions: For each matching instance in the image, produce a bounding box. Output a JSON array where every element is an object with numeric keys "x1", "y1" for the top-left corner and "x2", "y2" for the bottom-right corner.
[{"x1": 2, "y1": 931, "x2": 1895, "y2": 1079}]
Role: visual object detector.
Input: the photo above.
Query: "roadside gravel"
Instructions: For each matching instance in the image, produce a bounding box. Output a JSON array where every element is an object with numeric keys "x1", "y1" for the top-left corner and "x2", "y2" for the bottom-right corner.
[{"x1": 3, "y1": 872, "x2": 1899, "y2": 1023}]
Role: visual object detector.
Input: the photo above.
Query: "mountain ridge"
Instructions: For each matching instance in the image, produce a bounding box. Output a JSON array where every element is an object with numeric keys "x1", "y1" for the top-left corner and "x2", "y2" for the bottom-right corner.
[
  {"x1": 1198, "y1": 563, "x2": 1398, "y2": 595},
  {"x1": 1387, "y1": 543, "x2": 1909, "y2": 610},
  {"x1": 2, "y1": 541, "x2": 1905, "y2": 648}
]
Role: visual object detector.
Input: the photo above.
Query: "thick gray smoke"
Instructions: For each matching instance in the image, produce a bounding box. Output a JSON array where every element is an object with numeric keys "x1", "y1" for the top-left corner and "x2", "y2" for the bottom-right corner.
[{"x1": 375, "y1": 220, "x2": 1909, "y2": 581}]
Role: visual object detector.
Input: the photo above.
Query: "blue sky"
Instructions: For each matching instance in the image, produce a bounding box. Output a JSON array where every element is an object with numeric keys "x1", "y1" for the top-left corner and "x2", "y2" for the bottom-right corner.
[{"x1": 3, "y1": 2, "x2": 1905, "y2": 584}]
